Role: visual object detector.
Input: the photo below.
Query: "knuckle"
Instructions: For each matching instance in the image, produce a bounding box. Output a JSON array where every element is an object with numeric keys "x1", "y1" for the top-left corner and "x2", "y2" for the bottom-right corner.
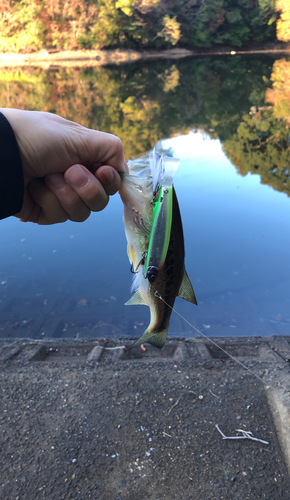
[
  {"x1": 108, "y1": 134, "x2": 123, "y2": 154},
  {"x1": 71, "y1": 207, "x2": 90, "y2": 222},
  {"x1": 63, "y1": 192, "x2": 80, "y2": 207},
  {"x1": 114, "y1": 135, "x2": 123, "y2": 149},
  {"x1": 94, "y1": 196, "x2": 109, "y2": 212},
  {"x1": 82, "y1": 185, "x2": 109, "y2": 211},
  {"x1": 72, "y1": 212, "x2": 90, "y2": 222},
  {"x1": 49, "y1": 213, "x2": 68, "y2": 224}
]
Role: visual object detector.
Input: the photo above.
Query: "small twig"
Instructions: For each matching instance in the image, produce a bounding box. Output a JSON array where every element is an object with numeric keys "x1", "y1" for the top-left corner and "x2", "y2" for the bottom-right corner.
[
  {"x1": 215, "y1": 425, "x2": 269, "y2": 445},
  {"x1": 168, "y1": 391, "x2": 198, "y2": 414},
  {"x1": 90, "y1": 345, "x2": 127, "y2": 352},
  {"x1": 103, "y1": 346, "x2": 126, "y2": 351},
  {"x1": 163, "y1": 432, "x2": 172, "y2": 438},
  {"x1": 209, "y1": 389, "x2": 219, "y2": 399}
]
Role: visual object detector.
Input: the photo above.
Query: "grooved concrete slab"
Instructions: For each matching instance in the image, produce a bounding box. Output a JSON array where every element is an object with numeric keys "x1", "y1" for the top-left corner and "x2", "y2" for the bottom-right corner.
[{"x1": 0, "y1": 336, "x2": 290, "y2": 499}]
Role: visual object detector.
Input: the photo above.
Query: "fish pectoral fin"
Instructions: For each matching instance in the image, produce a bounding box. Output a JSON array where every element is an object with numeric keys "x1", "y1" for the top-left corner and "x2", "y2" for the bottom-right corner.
[
  {"x1": 125, "y1": 290, "x2": 147, "y2": 306},
  {"x1": 178, "y1": 269, "x2": 198, "y2": 305},
  {"x1": 129, "y1": 329, "x2": 168, "y2": 350}
]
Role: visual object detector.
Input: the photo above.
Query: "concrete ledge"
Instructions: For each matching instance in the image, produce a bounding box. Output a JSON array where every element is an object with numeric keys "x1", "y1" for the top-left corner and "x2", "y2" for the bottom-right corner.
[
  {"x1": 1, "y1": 334, "x2": 289, "y2": 496},
  {"x1": 0, "y1": 44, "x2": 289, "y2": 68}
]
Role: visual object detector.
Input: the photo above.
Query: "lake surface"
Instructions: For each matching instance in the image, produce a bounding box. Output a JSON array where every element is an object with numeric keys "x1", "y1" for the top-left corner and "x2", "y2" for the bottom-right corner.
[{"x1": 0, "y1": 55, "x2": 289, "y2": 340}]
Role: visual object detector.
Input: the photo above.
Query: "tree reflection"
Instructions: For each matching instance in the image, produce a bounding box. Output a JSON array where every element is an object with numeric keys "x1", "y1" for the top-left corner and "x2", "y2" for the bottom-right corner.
[
  {"x1": 223, "y1": 106, "x2": 290, "y2": 196},
  {"x1": 0, "y1": 56, "x2": 289, "y2": 194}
]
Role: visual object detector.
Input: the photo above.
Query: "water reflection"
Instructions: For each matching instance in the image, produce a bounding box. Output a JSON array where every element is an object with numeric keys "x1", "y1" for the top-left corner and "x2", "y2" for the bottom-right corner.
[
  {"x1": 1, "y1": 130, "x2": 290, "y2": 340},
  {"x1": 1, "y1": 55, "x2": 289, "y2": 195},
  {"x1": 0, "y1": 56, "x2": 290, "y2": 340}
]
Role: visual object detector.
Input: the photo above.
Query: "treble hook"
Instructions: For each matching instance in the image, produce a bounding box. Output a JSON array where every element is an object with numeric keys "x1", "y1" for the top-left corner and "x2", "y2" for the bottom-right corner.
[
  {"x1": 130, "y1": 251, "x2": 147, "y2": 274},
  {"x1": 130, "y1": 263, "x2": 137, "y2": 274}
]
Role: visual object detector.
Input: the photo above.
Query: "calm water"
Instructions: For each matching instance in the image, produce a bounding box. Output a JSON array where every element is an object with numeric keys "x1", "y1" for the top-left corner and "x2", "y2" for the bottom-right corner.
[{"x1": 0, "y1": 55, "x2": 290, "y2": 340}]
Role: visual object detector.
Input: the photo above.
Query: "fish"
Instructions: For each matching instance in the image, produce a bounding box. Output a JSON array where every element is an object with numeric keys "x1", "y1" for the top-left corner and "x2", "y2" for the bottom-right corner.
[{"x1": 119, "y1": 150, "x2": 197, "y2": 349}]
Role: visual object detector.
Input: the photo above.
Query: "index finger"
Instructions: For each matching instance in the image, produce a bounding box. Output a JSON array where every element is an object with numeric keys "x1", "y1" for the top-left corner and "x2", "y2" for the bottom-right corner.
[{"x1": 70, "y1": 128, "x2": 128, "y2": 174}]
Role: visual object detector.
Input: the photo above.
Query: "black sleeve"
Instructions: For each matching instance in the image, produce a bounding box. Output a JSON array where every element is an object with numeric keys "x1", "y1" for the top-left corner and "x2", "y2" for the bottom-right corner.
[{"x1": 0, "y1": 111, "x2": 24, "y2": 220}]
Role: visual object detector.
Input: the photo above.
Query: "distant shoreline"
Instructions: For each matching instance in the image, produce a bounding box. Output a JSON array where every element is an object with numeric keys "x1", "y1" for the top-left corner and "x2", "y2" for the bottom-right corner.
[{"x1": 0, "y1": 43, "x2": 289, "y2": 68}]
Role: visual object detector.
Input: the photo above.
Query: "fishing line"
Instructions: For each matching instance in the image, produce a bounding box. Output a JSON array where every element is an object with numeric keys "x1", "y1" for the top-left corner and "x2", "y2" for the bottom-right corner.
[{"x1": 150, "y1": 285, "x2": 266, "y2": 385}]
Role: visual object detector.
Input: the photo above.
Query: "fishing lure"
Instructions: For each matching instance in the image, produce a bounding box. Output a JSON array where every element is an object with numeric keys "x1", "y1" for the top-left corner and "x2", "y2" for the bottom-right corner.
[
  {"x1": 145, "y1": 185, "x2": 173, "y2": 283},
  {"x1": 143, "y1": 152, "x2": 179, "y2": 284}
]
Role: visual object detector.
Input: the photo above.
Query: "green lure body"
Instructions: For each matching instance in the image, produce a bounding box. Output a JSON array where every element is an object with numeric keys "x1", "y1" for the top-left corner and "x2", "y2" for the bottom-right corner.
[{"x1": 145, "y1": 186, "x2": 173, "y2": 284}]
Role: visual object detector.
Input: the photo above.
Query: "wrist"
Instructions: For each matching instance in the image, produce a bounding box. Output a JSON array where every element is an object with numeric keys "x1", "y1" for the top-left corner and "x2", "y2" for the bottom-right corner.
[{"x1": 0, "y1": 110, "x2": 24, "y2": 219}]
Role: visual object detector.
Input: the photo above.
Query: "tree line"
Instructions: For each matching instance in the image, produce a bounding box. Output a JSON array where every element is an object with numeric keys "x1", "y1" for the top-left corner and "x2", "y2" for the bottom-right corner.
[{"x1": 0, "y1": 0, "x2": 285, "y2": 53}]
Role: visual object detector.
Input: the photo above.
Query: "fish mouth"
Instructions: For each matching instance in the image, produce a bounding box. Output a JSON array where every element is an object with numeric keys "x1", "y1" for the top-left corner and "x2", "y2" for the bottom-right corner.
[{"x1": 119, "y1": 173, "x2": 152, "y2": 200}]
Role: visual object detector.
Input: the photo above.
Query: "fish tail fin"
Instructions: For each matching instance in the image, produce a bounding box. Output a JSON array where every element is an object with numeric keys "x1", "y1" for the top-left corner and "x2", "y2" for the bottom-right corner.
[{"x1": 129, "y1": 328, "x2": 168, "y2": 350}]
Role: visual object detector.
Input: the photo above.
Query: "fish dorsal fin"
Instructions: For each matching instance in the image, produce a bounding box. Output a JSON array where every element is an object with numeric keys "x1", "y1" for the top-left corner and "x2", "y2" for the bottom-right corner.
[
  {"x1": 178, "y1": 269, "x2": 198, "y2": 305},
  {"x1": 125, "y1": 290, "x2": 147, "y2": 306}
]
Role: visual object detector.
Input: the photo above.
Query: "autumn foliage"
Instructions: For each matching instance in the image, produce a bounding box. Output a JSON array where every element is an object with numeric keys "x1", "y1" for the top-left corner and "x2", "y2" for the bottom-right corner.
[
  {"x1": 276, "y1": 0, "x2": 290, "y2": 41},
  {"x1": 0, "y1": 0, "x2": 277, "y2": 53},
  {"x1": 266, "y1": 58, "x2": 290, "y2": 123}
]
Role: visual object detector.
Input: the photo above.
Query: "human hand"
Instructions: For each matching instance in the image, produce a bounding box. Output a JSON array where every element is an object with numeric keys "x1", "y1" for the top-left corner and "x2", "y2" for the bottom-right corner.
[{"x1": 1, "y1": 108, "x2": 127, "y2": 224}]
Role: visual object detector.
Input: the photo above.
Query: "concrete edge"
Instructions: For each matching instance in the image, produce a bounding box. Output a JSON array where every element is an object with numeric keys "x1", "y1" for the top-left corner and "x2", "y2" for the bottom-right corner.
[
  {"x1": 0, "y1": 45, "x2": 290, "y2": 68},
  {"x1": 266, "y1": 387, "x2": 290, "y2": 474}
]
